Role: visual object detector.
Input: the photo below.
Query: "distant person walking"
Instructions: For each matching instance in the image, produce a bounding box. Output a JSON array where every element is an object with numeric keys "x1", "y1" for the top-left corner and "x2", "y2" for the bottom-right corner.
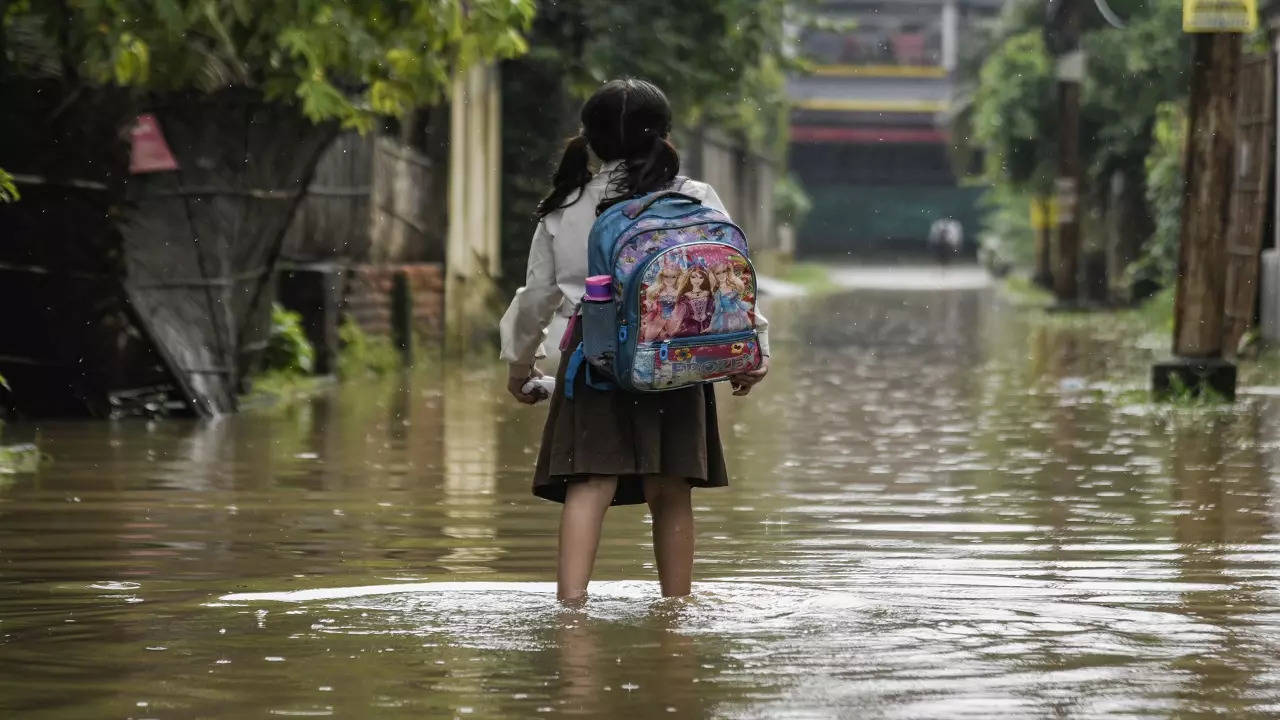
[
  {"x1": 500, "y1": 79, "x2": 771, "y2": 603},
  {"x1": 928, "y1": 217, "x2": 963, "y2": 265}
]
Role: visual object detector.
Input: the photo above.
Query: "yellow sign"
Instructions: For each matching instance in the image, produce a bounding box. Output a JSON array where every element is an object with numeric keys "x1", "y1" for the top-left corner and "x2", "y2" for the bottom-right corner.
[
  {"x1": 1183, "y1": 0, "x2": 1257, "y2": 32},
  {"x1": 1030, "y1": 197, "x2": 1058, "y2": 231}
]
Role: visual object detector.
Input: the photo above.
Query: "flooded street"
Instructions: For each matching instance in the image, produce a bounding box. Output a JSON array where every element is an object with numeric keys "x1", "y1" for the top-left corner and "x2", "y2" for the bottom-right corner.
[{"x1": 4, "y1": 268, "x2": 1280, "y2": 719}]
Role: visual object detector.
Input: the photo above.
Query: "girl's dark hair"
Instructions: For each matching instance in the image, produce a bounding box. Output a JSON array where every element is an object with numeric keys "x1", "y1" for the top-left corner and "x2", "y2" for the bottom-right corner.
[{"x1": 536, "y1": 78, "x2": 680, "y2": 218}]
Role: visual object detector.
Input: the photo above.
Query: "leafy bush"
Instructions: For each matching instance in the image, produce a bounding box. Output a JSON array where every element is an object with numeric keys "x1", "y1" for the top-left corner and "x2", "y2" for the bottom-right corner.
[
  {"x1": 976, "y1": 184, "x2": 1036, "y2": 273},
  {"x1": 774, "y1": 174, "x2": 813, "y2": 229},
  {"x1": 1133, "y1": 103, "x2": 1186, "y2": 289},
  {"x1": 337, "y1": 317, "x2": 401, "y2": 378},
  {"x1": 262, "y1": 304, "x2": 315, "y2": 376},
  {"x1": 971, "y1": 31, "x2": 1057, "y2": 193},
  {"x1": 4, "y1": 1, "x2": 534, "y2": 129}
]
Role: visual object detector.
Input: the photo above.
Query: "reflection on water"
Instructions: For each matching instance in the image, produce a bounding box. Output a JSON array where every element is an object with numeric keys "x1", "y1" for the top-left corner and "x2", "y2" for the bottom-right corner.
[{"x1": 2, "y1": 276, "x2": 1280, "y2": 718}]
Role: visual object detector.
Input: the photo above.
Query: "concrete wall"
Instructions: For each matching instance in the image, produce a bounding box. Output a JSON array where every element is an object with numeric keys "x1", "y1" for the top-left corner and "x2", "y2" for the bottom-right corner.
[
  {"x1": 344, "y1": 264, "x2": 446, "y2": 342},
  {"x1": 445, "y1": 63, "x2": 504, "y2": 352},
  {"x1": 683, "y1": 127, "x2": 781, "y2": 270}
]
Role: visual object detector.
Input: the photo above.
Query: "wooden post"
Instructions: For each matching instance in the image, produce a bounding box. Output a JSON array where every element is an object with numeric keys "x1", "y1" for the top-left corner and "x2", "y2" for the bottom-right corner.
[
  {"x1": 1032, "y1": 195, "x2": 1054, "y2": 289},
  {"x1": 391, "y1": 270, "x2": 413, "y2": 365},
  {"x1": 1153, "y1": 32, "x2": 1242, "y2": 401},
  {"x1": 1052, "y1": 0, "x2": 1082, "y2": 305},
  {"x1": 1172, "y1": 34, "x2": 1240, "y2": 358}
]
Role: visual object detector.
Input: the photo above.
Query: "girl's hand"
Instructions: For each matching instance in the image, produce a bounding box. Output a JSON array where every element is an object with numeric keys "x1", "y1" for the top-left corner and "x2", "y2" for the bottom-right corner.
[
  {"x1": 730, "y1": 356, "x2": 769, "y2": 396},
  {"x1": 508, "y1": 365, "x2": 546, "y2": 405}
]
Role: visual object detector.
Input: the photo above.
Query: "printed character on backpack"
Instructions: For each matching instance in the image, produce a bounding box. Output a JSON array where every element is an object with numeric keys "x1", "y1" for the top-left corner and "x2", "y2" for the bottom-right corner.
[
  {"x1": 672, "y1": 264, "x2": 714, "y2": 337},
  {"x1": 641, "y1": 259, "x2": 682, "y2": 342},
  {"x1": 709, "y1": 260, "x2": 752, "y2": 334}
]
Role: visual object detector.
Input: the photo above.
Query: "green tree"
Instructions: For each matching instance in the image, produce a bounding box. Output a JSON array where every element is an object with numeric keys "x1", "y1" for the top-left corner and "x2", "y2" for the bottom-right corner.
[
  {"x1": 3, "y1": 0, "x2": 534, "y2": 129},
  {"x1": 960, "y1": 0, "x2": 1189, "y2": 283},
  {"x1": 971, "y1": 30, "x2": 1058, "y2": 194},
  {"x1": 520, "y1": 0, "x2": 796, "y2": 153},
  {"x1": 1136, "y1": 102, "x2": 1187, "y2": 288},
  {"x1": 1079, "y1": 1, "x2": 1187, "y2": 187},
  {"x1": 499, "y1": 0, "x2": 798, "y2": 289}
]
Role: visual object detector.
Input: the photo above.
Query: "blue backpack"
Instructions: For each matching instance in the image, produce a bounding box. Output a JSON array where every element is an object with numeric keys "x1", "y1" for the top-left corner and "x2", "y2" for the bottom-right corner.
[{"x1": 564, "y1": 185, "x2": 763, "y2": 398}]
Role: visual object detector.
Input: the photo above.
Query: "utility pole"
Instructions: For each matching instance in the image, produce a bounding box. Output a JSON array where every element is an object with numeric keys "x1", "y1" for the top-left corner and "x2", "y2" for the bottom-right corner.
[
  {"x1": 1153, "y1": 4, "x2": 1249, "y2": 401},
  {"x1": 1050, "y1": 0, "x2": 1082, "y2": 305},
  {"x1": 1032, "y1": 196, "x2": 1054, "y2": 289}
]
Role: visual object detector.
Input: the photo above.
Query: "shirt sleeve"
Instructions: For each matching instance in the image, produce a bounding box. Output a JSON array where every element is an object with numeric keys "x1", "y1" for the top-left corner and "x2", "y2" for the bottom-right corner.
[
  {"x1": 692, "y1": 181, "x2": 772, "y2": 357},
  {"x1": 499, "y1": 221, "x2": 565, "y2": 370}
]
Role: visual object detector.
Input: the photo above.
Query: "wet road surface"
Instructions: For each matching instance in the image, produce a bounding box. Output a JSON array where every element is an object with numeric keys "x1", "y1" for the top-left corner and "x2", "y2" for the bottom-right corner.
[{"x1": 3, "y1": 268, "x2": 1280, "y2": 719}]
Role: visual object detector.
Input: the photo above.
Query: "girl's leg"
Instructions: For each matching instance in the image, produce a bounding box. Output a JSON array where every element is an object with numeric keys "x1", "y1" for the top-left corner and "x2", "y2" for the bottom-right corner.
[
  {"x1": 644, "y1": 476, "x2": 694, "y2": 597},
  {"x1": 558, "y1": 475, "x2": 618, "y2": 602}
]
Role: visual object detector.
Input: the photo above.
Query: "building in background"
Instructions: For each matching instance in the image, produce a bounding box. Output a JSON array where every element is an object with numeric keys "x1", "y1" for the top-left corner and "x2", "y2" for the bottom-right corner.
[{"x1": 789, "y1": 0, "x2": 1005, "y2": 256}]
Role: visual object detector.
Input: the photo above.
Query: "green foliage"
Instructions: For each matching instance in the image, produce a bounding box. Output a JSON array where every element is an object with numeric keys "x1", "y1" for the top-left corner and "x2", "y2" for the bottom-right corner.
[
  {"x1": 1000, "y1": 272, "x2": 1055, "y2": 309},
  {"x1": 976, "y1": 184, "x2": 1037, "y2": 272},
  {"x1": 262, "y1": 303, "x2": 314, "y2": 377},
  {"x1": 1134, "y1": 103, "x2": 1186, "y2": 289},
  {"x1": 1160, "y1": 372, "x2": 1230, "y2": 407},
  {"x1": 0, "y1": 168, "x2": 17, "y2": 203},
  {"x1": 337, "y1": 317, "x2": 401, "y2": 378},
  {"x1": 1079, "y1": 1, "x2": 1188, "y2": 185},
  {"x1": 972, "y1": 31, "x2": 1057, "y2": 192},
  {"x1": 531, "y1": 0, "x2": 798, "y2": 154},
  {"x1": 779, "y1": 261, "x2": 836, "y2": 295},
  {"x1": 774, "y1": 174, "x2": 812, "y2": 229},
  {"x1": 962, "y1": 0, "x2": 1190, "y2": 280},
  {"x1": 5, "y1": 1, "x2": 535, "y2": 129}
]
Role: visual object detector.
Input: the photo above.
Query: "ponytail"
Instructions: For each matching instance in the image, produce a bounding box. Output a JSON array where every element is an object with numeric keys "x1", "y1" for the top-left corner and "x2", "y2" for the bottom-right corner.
[
  {"x1": 536, "y1": 135, "x2": 593, "y2": 219},
  {"x1": 597, "y1": 133, "x2": 680, "y2": 214},
  {"x1": 540, "y1": 79, "x2": 681, "y2": 217}
]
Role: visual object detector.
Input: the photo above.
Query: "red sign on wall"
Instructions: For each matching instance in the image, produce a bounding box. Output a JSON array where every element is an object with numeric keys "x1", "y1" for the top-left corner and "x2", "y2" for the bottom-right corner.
[{"x1": 128, "y1": 114, "x2": 179, "y2": 174}]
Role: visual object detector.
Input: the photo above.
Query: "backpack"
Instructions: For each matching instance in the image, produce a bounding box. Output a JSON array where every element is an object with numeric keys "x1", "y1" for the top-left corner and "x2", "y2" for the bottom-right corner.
[{"x1": 563, "y1": 184, "x2": 763, "y2": 398}]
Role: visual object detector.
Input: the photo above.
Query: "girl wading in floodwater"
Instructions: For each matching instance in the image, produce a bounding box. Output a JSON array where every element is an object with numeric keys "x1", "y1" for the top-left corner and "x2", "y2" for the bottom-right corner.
[{"x1": 500, "y1": 79, "x2": 771, "y2": 602}]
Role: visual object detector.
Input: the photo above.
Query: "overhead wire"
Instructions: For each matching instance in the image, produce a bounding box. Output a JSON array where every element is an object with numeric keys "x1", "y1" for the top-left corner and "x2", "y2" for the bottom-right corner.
[{"x1": 1093, "y1": 0, "x2": 1126, "y2": 29}]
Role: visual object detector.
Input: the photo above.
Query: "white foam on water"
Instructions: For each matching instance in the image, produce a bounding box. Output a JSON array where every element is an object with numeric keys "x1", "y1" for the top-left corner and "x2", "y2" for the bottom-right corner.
[{"x1": 218, "y1": 581, "x2": 560, "y2": 603}]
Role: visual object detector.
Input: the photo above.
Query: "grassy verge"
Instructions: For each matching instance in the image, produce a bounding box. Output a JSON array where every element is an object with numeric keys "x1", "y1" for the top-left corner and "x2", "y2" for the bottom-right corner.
[
  {"x1": 777, "y1": 261, "x2": 838, "y2": 295},
  {"x1": 1000, "y1": 274, "x2": 1172, "y2": 336},
  {"x1": 1001, "y1": 273, "x2": 1280, "y2": 400},
  {"x1": 998, "y1": 273, "x2": 1055, "y2": 309}
]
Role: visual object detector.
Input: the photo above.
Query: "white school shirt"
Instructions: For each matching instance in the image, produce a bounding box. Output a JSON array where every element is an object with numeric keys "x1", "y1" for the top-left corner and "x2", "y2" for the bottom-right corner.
[{"x1": 499, "y1": 160, "x2": 772, "y2": 370}]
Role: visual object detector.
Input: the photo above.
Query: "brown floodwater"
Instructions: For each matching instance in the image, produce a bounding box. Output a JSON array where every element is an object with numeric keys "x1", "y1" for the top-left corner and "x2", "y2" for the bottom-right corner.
[{"x1": 3, "y1": 268, "x2": 1280, "y2": 719}]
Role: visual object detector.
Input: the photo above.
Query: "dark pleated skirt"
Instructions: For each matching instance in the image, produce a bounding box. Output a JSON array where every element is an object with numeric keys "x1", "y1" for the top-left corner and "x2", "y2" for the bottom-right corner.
[{"x1": 532, "y1": 323, "x2": 729, "y2": 506}]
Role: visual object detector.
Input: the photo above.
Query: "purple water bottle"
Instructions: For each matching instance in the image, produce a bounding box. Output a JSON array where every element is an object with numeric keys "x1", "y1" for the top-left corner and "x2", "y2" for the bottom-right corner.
[{"x1": 582, "y1": 275, "x2": 616, "y2": 370}]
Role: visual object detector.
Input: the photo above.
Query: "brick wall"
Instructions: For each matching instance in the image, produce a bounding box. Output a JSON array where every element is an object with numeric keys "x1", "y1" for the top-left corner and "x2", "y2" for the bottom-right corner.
[{"x1": 343, "y1": 263, "x2": 445, "y2": 340}]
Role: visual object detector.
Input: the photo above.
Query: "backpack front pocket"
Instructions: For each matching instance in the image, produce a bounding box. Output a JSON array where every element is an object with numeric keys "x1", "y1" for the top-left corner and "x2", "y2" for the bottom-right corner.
[{"x1": 630, "y1": 330, "x2": 761, "y2": 391}]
